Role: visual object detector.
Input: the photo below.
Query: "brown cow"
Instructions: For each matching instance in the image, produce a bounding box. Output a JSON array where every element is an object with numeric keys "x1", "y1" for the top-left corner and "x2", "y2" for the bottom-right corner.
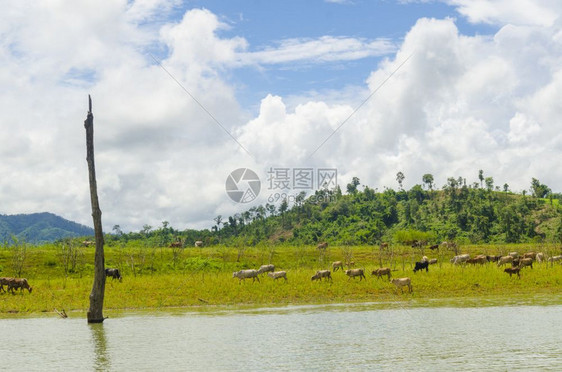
[
  {"x1": 518, "y1": 258, "x2": 533, "y2": 269},
  {"x1": 317, "y1": 242, "x2": 328, "y2": 250},
  {"x1": 7, "y1": 278, "x2": 32, "y2": 294},
  {"x1": 522, "y1": 252, "x2": 537, "y2": 260},
  {"x1": 311, "y1": 270, "x2": 332, "y2": 281},
  {"x1": 345, "y1": 268, "x2": 365, "y2": 281},
  {"x1": 371, "y1": 267, "x2": 391, "y2": 280},
  {"x1": 504, "y1": 267, "x2": 520, "y2": 278},
  {"x1": 332, "y1": 261, "x2": 344, "y2": 272}
]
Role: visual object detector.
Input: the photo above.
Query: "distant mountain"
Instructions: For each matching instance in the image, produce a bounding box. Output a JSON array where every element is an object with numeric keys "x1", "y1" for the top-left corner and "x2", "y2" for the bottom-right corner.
[{"x1": 0, "y1": 212, "x2": 94, "y2": 244}]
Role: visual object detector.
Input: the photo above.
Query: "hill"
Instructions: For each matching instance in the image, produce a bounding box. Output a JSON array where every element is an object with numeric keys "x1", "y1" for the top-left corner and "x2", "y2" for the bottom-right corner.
[{"x1": 0, "y1": 212, "x2": 94, "y2": 244}]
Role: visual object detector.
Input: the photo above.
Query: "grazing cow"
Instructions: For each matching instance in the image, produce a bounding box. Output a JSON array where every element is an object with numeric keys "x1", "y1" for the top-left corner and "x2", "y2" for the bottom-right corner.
[
  {"x1": 522, "y1": 252, "x2": 537, "y2": 260},
  {"x1": 194, "y1": 241, "x2": 203, "y2": 247},
  {"x1": 257, "y1": 264, "x2": 275, "y2": 275},
  {"x1": 486, "y1": 255, "x2": 502, "y2": 263},
  {"x1": 518, "y1": 258, "x2": 533, "y2": 269},
  {"x1": 421, "y1": 256, "x2": 429, "y2": 263},
  {"x1": 504, "y1": 267, "x2": 521, "y2": 278},
  {"x1": 267, "y1": 271, "x2": 288, "y2": 281},
  {"x1": 548, "y1": 255, "x2": 562, "y2": 263},
  {"x1": 169, "y1": 240, "x2": 182, "y2": 248},
  {"x1": 428, "y1": 244, "x2": 439, "y2": 250},
  {"x1": 345, "y1": 268, "x2": 366, "y2": 281},
  {"x1": 7, "y1": 278, "x2": 32, "y2": 294},
  {"x1": 413, "y1": 261, "x2": 429, "y2": 273},
  {"x1": 391, "y1": 277, "x2": 412, "y2": 293},
  {"x1": 0, "y1": 277, "x2": 14, "y2": 293},
  {"x1": 332, "y1": 261, "x2": 344, "y2": 272},
  {"x1": 311, "y1": 270, "x2": 332, "y2": 282},
  {"x1": 317, "y1": 242, "x2": 328, "y2": 250},
  {"x1": 428, "y1": 258, "x2": 438, "y2": 265},
  {"x1": 536, "y1": 252, "x2": 545, "y2": 263},
  {"x1": 82, "y1": 240, "x2": 94, "y2": 247},
  {"x1": 233, "y1": 269, "x2": 260, "y2": 283},
  {"x1": 508, "y1": 252, "x2": 519, "y2": 258},
  {"x1": 467, "y1": 256, "x2": 487, "y2": 266},
  {"x1": 450, "y1": 254, "x2": 470, "y2": 265},
  {"x1": 497, "y1": 256, "x2": 514, "y2": 267},
  {"x1": 441, "y1": 241, "x2": 458, "y2": 251},
  {"x1": 105, "y1": 268, "x2": 122, "y2": 281},
  {"x1": 371, "y1": 267, "x2": 391, "y2": 280}
]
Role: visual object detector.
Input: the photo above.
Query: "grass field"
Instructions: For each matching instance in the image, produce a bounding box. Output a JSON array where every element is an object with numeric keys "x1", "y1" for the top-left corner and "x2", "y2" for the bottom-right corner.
[{"x1": 0, "y1": 242, "x2": 561, "y2": 316}]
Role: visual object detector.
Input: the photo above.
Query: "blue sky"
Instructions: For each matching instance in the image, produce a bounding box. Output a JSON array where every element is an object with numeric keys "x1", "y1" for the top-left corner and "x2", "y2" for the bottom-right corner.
[{"x1": 1, "y1": 0, "x2": 561, "y2": 231}]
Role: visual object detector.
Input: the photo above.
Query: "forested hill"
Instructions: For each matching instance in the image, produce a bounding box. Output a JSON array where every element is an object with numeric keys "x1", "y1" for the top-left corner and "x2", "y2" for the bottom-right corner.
[
  {"x1": 110, "y1": 178, "x2": 562, "y2": 247},
  {"x1": 0, "y1": 212, "x2": 94, "y2": 244}
]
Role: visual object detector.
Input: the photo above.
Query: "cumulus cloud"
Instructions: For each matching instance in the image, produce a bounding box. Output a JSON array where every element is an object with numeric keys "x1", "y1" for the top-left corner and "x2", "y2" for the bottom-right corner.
[{"x1": 1, "y1": 1, "x2": 562, "y2": 233}]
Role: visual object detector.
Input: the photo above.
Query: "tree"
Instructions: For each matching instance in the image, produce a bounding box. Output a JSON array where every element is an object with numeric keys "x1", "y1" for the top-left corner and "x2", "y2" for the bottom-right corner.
[
  {"x1": 396, "y1": 172, "x2": 405, "y2": 191},
  {"x1": 84, "y1": 96, "x2": 106, "y2": 323},
  {"x1": 279, "y1": 199, "x2": 289, "y2": 228},
  {"x1": 485, "y1": 177, "x2": 494, "y2": 192},
  {"x1": 531, "y1": 178, "x2": 551, "y2": 198},
  {"x1": 422, "y1": 174, "x2": 434, "y2": 190},
  {"x1": 478, "y1": 170, "x2": 484, "y2": 188},
  {"x1": 112, "y1": 225, "x2": 123, "y2": 236},
  {"x1": 346, "y1": 177, "x2": 360, "y2": 194},
  {"x1": 503, "y1": 183, "x2": 509, "y2": 193}
]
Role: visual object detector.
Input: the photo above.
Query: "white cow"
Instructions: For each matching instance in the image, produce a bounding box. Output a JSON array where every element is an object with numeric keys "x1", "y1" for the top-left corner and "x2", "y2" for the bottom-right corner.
[
  {"x1": 391, "y1": 277, "x2": 412, "y2": 293},
  {"x1": 233, "y1": 269, "x2": 260, "y2": 282},
  {"x1": 450, "y1": 254, "x2": 470, "y2": 265}
]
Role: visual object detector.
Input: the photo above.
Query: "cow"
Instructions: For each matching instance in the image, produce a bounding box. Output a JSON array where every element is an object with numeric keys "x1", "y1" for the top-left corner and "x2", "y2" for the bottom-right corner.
[
  {"x1": 0, "y1": 277, "x2": 14, "y2": 293},
  {"x1": 428, "y1": 258, "x2": 438, "y2": 265},
  {"x1": 169, "y1": 240, "x2": 182, "y2": 248},
  {"x1": 497, "y1": 256, "x2": 514, "y2": 267},
  {"x1": 311, "y1": 270, "x2": 332, "y2": 281},
  {"x1": 486, "y1": 255, "x2": 502, "y2": 263},
  {"x1": 450, "y1": 254, "x2": 470, "y2": 265},
  {"x1": 413, "y1": 261, "x2": 429, "y2": 273},
  {"x1": 317, "y1": 242, "x2": 328, "y2": 251},
  {"x1": 380, "y1": 242, "x2": 389, "y2": 249},
  {"x1": 428, "y1": 244, "x2": 439, "y2": 250},
  {"x1": 7, "y1": 278, "x2": 32, "y2": 294},
  {"x1": 332, "y1": 261, "x2": 344, "y2": 272},
  {"x1": 518, "y1": 258, "x2": 533, "y2": 269},
  {"x1": 82, "y1": 240, "x2": 94, "y2": 247},
  {"x1": 371, "y1": 267, "x2": 391, "y2": 280},
  {"x1": 522, "y1": 252, "x2": 537, "y2": 260},
  {"x1": 508, "y1": 252, "x2": 519, "y2": 258},
  {"x1": 233, "y1": 269, "x2": 260, "y2": 283},
  {"x1": 548, "y1": 255, "x2": 562, "y2": 263},
  {"x1": 257, "y1": 264, "x2": 275, "y2": 275},
  {"x1": 345, "y1": 268, "x2": 366, "y2": 281},
  {"x1": 467, "y1": 256, "x2": 487, "y2": 266},
  {"x1": 421, "y1": 256, "x2": 428, "y2": 263},
  {"x1": 267, "y1": 271, "x2": 288, "y2": 281},
  {"x1": 536, "y1": 252, "x2": 545, "y2": 263},
  {"x1": 194, "y1": 241, "x2": 203, "y2": 247},
  {"x1": 504, "y1": 267, "x2": 521, "y2": 278},
  {"x1": 391, "y1": 277, "x2": 412, "y2": 293},
  {"x1": 105, "y1": 268, "x2": 122, "y2": 281}
]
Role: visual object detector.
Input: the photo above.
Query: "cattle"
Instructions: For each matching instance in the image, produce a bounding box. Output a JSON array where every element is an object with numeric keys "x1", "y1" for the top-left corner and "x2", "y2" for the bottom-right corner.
[
  {"x1": 317, "y1": 242, "x2": 328, "y2": 250},
  {"x1": 518, "y1": 258, "x2": 533, "y2": 269},
  {"x1": 428, "y1": 244, "x2": 439, "y2": 250},
  {"x1": 486, "y1": 255, "x2": 502, "y2": 263},
  {"x1": 233, "y1": 269, "x2": 260, "y2": 283},
  {"x1": 169, "y1": 240, "x2": 182, "y2": 248},
  {"x1": 82, "y1": 240, "x2": 94, "y2": 247},
  {"x1": 548, "y1": 255, "x2": 562, "y2": 263},
  {"x1": 194, "y1": 241, "x2": 203, "y2": 247},
  {"x1": 105, "y1": 268, "x2": 122, "y2": 281},
  {"x1": 332, "y1": 261, "x2": 344, "y2": 272},
  {"x1": 380, "y1": 242, "x2": 389, "y2": 249},
  {"x1": 7, "y1": 278, "x2": 32, "y2": 294},
  {"x1": 347, "y1": 261, "x2": 356, "y2": 268},
  {"x1": 508, "y1": 252, "x2": 519, "y2": 258},
  {"x1": 371, "y1": 267, "x2": 391, "y2": 280},
  {"x1": 522, "y1": 252, "x2": 537, "y2": 260},
  {"x1": 504, "y1": 267, "x2": 521, "y2": 278},
  {"x1": 345, "y1": 268, "x2": 366, "y2": 281},
  {"x1": 441, "y1": 241, "x2": 458, "y2": 251},
  {"x1": 311, "y1": 270, "x2": 332, "y2": 281},
  {"x1": 467, "y1": 256, "x2": 487, "y2": 266},
  {"x1": 257, "y1": 264, "x2": 275, "y2": 275},
  {"x1": 536, "y1": 252, "x2": 545, "y2": 263},
  {"x1": 267, "y1": 271, "x2": 288, "y2": 281},
  {"x1": 497, "y1": 256, "x2": 514, "y2": 267},
  {"x1": 428, "y1": 258, "x2": 438, "y2": 265},
  {"x1": 421, "y1": 256, "x2": 428, "y2": 263},
  {"x1": 390, "y1": 277, "x2": 412, "y2": 293},
  {"x1": 413, "y1": 261, "x2": 429, "y2": 273},
  {"x1": 450, "y1": 254, "x2": 470, "y2": 265}
]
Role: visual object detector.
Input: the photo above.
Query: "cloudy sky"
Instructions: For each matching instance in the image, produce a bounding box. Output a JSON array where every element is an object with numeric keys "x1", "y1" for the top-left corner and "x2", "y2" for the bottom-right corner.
[{"x1": 1, "y1": 0, "x2": 561, "y2": 232}]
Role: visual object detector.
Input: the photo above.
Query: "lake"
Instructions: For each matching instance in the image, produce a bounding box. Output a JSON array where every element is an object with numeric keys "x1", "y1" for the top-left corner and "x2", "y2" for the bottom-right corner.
[{"x1": 1, "y1": 302, "x2": 561, "y2": 371}]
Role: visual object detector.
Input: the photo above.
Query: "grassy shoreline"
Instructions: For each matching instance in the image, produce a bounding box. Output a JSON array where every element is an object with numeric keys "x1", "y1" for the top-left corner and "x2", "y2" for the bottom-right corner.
[{"x1": 1, "y1": 243, "x2": 561, "y2": 317}]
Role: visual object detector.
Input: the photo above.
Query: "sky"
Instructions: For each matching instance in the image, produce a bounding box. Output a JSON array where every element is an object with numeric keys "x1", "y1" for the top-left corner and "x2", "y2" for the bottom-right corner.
[{"x1": 1, "y1": 0, "x2": 561, "y2": 232}]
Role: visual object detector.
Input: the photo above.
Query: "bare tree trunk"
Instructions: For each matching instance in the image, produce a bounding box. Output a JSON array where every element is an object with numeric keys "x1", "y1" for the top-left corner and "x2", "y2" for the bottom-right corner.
[{"x1": 84, "y1": 96, "x2": 106, "y2": 323}]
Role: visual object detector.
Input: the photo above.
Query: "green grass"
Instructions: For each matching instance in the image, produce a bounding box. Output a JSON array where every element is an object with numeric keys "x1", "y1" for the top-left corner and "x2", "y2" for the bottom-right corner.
[{"x1": 0, "y1": 242, "x2": 561, "y2": 316}]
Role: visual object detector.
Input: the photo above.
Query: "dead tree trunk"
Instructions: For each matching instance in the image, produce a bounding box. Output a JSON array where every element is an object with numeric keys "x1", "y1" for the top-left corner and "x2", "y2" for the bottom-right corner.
[{"x1": 84, "y1": 95, "x2": 106, "y2": 323}]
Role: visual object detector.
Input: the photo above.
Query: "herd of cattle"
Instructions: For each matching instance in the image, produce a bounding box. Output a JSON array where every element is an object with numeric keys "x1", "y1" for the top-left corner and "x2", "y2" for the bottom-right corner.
[{"x1": 232, "y1": 249, "x2": 562, "y2": 294}]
